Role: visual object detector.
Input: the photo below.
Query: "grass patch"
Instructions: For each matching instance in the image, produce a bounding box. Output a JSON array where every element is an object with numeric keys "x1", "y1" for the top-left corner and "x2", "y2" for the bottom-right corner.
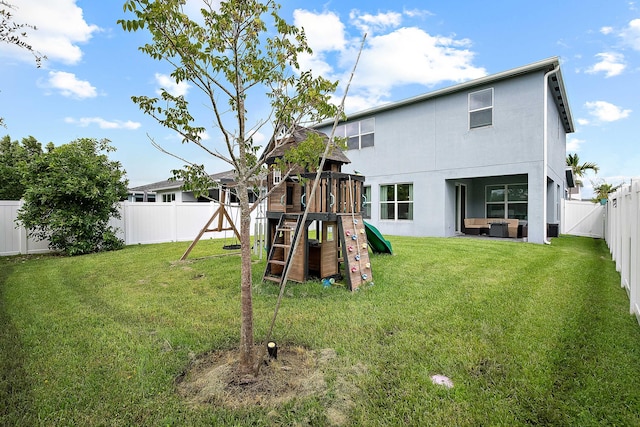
[{"x1": 1, "y1": 236, "x2": 640, "y2": 425}]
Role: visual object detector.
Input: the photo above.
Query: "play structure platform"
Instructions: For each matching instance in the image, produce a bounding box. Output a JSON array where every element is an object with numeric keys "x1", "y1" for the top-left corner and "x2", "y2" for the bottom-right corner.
[{"x1": 260, "y1": 126, "x2": 392, "y2": 292}]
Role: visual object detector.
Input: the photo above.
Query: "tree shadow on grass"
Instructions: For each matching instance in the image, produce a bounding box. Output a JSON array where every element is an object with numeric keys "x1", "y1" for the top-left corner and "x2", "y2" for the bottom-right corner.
[{"x1": 0, "y1": 260, "x2": 35, "y2": 425}]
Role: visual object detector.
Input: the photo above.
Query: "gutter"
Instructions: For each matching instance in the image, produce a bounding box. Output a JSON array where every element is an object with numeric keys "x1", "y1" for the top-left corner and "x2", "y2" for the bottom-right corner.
[{"x1": 542, "y1": 65, "x2": 560, "y2": 245}]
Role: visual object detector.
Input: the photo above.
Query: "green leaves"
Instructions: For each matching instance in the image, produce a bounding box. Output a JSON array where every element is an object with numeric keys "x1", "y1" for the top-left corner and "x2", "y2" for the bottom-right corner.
[{"x1": 16, "y1": 138, "x2": 129, "y2": 256}]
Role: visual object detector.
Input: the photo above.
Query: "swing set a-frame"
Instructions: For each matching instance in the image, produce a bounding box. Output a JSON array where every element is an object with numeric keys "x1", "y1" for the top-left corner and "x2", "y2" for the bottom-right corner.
[{"x1": 180, "y1": 188, "x2": 241, "y2": 261}]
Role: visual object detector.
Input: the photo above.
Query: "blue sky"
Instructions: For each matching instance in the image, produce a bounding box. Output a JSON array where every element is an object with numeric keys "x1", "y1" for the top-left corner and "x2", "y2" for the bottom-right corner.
[{"x1": 1, "y1": 0, "x2": 639, "y2": 197}]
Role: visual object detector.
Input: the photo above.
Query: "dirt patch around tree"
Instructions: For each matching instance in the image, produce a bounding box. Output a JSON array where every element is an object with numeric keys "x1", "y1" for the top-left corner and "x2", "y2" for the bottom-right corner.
[{"x1": 175, "y1": 345, "x2": 365, "y2": 425}]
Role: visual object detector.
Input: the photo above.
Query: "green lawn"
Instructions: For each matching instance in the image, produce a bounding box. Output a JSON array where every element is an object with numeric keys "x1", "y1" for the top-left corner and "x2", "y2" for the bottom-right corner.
[{"x1": 2, "y1": 235, "x2": 640, "y2": 426}]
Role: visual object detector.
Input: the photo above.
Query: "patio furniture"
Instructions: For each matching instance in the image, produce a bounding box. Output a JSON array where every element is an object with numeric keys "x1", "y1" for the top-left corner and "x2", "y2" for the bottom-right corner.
[
  {"x1": 464, "y1": 218, "x2": 519, "y2": 238},
  {"x1": 489, "y1": 222, "x2": 509, "y2": 238}
]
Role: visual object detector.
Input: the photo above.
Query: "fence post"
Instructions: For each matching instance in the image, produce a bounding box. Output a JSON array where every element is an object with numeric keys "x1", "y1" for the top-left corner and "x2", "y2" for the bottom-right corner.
[{"x1": 630, "y1": 181, "x2": 640, "y2": 319}]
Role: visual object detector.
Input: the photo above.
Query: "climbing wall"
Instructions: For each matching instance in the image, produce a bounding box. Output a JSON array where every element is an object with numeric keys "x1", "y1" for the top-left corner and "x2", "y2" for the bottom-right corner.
[{"x1": 338, "y1": 214, "x2": 373, "y2": 292}]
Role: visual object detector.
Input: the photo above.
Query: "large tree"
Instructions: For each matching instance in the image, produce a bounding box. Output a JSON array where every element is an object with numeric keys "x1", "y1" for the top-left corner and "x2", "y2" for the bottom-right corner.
[
  {"x1": 0, "y1": 135, "x2": 42, "y2": 199},
  {"x1": 17, "y1": 138, "x2": 128, "y2": 256},
  {"x1": 119, "y1": 0, "x2": 340, "y2": 375}
]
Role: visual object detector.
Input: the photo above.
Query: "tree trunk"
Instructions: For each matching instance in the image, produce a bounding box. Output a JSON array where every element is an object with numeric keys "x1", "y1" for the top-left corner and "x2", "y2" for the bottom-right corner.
[{"x1": 237, "y1": 180, "x2": 254, "y2": 375}]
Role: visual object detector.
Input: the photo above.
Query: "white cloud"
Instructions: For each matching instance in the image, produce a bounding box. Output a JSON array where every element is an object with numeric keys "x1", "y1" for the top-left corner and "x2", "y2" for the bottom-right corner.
[
  {"x1": 0, "y1": 0, "x2": 100, "y2": 65},
  {"x1": 577, "y1": 118, "x2": 590, "y2": 126},
  {"x1": 293, "y1": 9, "x2": 347, "y2": 52},
  {"x1": 403, "y1": 9, "x2": 434, "y2": 19},
  {"x1": 354, "y1": 27, "x2": 485, "y2": 93},
  {"x1": 349, "y1": 10, "x2": 402, "y2": 35},
  {"x1": 600, "y1": 26, "x2": 614, "y2": 35},
  {"x1": 619, "y1": 18, "x2": 640, "y2": 50},
  {"x1": 155, "y1": 73, "x2": 190, "y2": 97},
  {"x1": 293, "y1": 9, "x2": 485, "y2": 111},
  {"x1": 65, "y1": 117, "x2": 141, "y2": 130},
  {"x1": 566, "y1": 137, "x2": 585, "y2": 152},
  {"x1": 45, "y1": 71, "x2": 97, "y2": 98},
  {"x1": 585, "y1": 100, "x2": 631, "y2": 122},
  {"x1": 585, "y1": 52, "x2": 626, "y2": 77}
]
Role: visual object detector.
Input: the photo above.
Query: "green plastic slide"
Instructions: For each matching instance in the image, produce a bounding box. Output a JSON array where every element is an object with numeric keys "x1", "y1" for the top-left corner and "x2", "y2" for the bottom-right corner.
[{"x1": 364, "y1": 221, "x2": 393, "y2": 254}]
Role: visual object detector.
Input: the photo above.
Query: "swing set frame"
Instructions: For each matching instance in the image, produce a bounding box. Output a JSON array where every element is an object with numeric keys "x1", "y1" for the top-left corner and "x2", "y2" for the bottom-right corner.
[{"x1": 180, "y1": 189, "x2": 241, "y2": 260}]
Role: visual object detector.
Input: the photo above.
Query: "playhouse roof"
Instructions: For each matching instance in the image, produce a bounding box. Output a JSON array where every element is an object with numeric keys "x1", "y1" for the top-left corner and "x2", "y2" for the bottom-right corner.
[{"x1": 262, "y1": 125, "x2": 351, "y2": 165}]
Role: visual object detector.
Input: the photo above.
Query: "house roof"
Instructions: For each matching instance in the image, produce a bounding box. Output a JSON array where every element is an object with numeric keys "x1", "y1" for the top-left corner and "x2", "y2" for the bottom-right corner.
[
  {"x1": 315, "y1": 57, "x2": 574, "y2": 134},
  {"x1": 129, "y1": 169, "x2": 237, "y2": 193},
  {"x1": 261, "y1": 125, "x2": 351, "y2": 165}
]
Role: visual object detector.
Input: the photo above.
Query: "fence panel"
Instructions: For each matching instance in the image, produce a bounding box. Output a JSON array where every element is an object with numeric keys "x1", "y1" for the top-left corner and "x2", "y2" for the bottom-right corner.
[
  {"x1": 0, "y1": 201, "x2": 50, "y2": 256},
  {"x1": 2, "y1": 201, "x2": 257, "y2": 256},
  {"x1": 605, "y1": 180, "x2": 640, "y2": 323},
  {"x1": 562, "y1": 200, "x2": 605, "y2": 238}
]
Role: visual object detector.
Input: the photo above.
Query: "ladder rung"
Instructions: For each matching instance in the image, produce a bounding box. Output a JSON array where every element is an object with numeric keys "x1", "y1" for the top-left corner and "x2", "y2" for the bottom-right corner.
[
  {"x1": 263, "y1": 275, "x2": 282, "y2": 283},
  {"x1": 273, "y1": 243, "x2": 290, "y2": 248},
  {"x1": 269, "y1": 260, "x2": 286, "y2": 265}
]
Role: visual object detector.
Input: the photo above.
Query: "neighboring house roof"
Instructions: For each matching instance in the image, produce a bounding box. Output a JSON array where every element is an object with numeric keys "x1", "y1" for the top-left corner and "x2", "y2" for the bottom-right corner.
[
  {"x1": 129, "y1": 169, "x2": 237, "y2": 193},
  {"x1": 261, "y1": 125, "x2": 351, "y2": 165},
  {"x1": 315, "y1": 56, "x2": 574, "y2": 134}
]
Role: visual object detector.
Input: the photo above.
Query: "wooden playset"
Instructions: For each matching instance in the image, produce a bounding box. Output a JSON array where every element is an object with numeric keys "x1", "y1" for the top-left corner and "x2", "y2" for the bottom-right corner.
[{"x1": 262, "y1": 126, "x2": 373, "y2": 291}]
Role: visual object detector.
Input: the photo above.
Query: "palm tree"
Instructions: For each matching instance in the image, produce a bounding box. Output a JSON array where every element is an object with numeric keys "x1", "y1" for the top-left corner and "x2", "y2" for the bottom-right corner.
[
  {"x1": 566, "y1": 153, "x2": 599, "y2": 198},
  {"x1": 591, "y1": 179, "x2": 623, "y2": 204}
]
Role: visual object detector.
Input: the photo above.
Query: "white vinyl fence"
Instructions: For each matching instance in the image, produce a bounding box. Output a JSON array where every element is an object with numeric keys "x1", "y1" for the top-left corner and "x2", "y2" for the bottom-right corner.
[
  {"x1": 562, "y1": 199, "x2": 605, "y2": 238},
  {"x1": 1, "y1": 201, "x2": 51, "y2": 256},
  {"x1": 1, "y1": 201, "x2": 262, "y2": 256},
  {"x1": 604, "y1": 180, "x2": 640, "y2": 324}
]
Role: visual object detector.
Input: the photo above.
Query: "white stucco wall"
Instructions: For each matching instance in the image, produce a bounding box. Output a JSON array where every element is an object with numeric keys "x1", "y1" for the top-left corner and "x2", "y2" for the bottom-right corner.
[{"x1": 317, "y1": 67, "x2": 570, "y2": 243}]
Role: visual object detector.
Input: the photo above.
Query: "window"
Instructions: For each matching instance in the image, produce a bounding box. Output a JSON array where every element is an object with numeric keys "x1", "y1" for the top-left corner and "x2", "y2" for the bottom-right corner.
[
  {"x1": 162, "y1": 193, "x2": 176, "y2": 203},
  {"x1": 336, "y1": 118, "x2": 375, "y2": 150},
  {"x1": 486, "y1": 184, "x2": 527, "y2": 220},
  {"x1": 380, "y1": 183, "x2": 413, "y2": 220},
  {"x1": 273, "y1": 169, "x2": 281, "y2": 185},
  {"x1": 362, "y1": 186, "x2": 371, "y2": 219},
  {"x1": 469, "y1": 88, "x2": 493, "y2": 129}
]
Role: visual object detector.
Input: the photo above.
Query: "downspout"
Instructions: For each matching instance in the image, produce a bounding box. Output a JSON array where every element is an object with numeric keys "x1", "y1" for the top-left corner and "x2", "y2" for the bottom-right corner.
[{"x1": 542, "y1": 65, "x2": 559, "y2": 245}]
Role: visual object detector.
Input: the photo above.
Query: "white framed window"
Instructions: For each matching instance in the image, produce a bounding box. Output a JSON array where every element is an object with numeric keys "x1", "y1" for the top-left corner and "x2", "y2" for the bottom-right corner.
[
  {"x1": 380, "y1": 183, "x2": 413, "y2": 220},
  {"x1": 486, "y1": 183, "x2": 527, "y2": 220},
  {"x1": 469, "y1": 88, "x2": 493, "y2": 129},
  {"x1": 162, "y1": 193, "x2": 176, "y2": 203},
  {"x1": 273, "y1": 169, "x2": 281, "y2": 185},
  {"x1": 336, "y1": 118, "x2": 375, "y2": 150}
]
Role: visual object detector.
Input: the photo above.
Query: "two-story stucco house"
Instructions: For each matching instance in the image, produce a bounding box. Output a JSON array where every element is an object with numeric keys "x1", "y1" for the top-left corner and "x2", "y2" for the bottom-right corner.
[{"x1": 314, "y1": 57, "x2": 574, "y2": 244}]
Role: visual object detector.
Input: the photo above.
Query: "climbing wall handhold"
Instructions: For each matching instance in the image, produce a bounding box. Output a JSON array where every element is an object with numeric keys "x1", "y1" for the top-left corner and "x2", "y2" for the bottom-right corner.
[
  {"x1": 347, "y1": 245, "x2": 353, "y2": 252},
  {"x1": 361, "y1": 273, "x2": 368, "y2": 280},
  {"x1": 345, "y1": 230, "x2": 351, "y2": 237},
  {"x1": 355, "y1": 254, "x2": 360, "y2": 261},
  {"x1": 360, "y1": 228, "x2": 365, "y2": 234},
  {"x1": 352, "y1": 235, "x2": 357, "y2": 240},
  {"x1": 351, "y1": 266, "x2": 358, "y2": 273},
  {"x1": 365, "y1": 262, "x2": 371, "y2": 269}
]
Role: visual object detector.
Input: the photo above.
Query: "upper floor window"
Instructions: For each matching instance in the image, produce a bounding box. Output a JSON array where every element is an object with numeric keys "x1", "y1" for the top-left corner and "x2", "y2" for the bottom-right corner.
[
  {"x1": 336, "y1": 118, "x2": 375, "y2": 150},
  {"x1": 469, "y1": 88, "x2": 493, "y2": 129}
]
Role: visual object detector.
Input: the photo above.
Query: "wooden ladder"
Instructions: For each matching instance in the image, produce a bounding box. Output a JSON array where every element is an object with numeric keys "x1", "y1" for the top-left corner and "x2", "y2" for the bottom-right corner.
[{"x1": 263, "y1": 214, "x2": 303, "y2": 285}]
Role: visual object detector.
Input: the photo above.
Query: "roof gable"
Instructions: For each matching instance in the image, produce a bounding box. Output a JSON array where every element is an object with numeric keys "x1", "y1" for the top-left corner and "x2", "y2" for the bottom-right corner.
[{"x1": 261, "y1": 125, "x2": 351, "y2": 165}]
